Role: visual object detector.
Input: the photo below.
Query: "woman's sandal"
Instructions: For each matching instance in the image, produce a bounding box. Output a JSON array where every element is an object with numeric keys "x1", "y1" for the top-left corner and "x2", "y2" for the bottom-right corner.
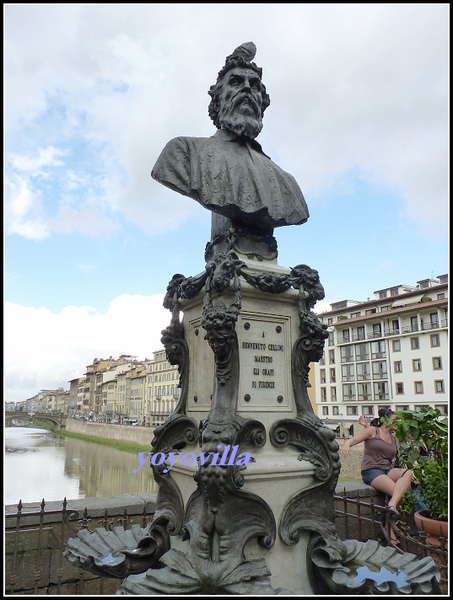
[
  {"x1": 390, "y1": 534, "x2": 400, "y2": 546},
  {"x1": 387, "y1": 505, "x2": 400, "y2": 519}
]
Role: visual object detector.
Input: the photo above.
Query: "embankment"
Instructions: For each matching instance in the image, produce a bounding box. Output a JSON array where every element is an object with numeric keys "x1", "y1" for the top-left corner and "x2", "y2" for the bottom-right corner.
[{"x1": 65, "y1": 419, "x2": 154, "y2": 446}]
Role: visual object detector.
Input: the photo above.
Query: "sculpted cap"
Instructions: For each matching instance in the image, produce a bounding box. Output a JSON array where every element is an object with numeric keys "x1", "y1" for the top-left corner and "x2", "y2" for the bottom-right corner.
[{"x1": 219, "y1": 42, "x2": 260, "y2": 77}]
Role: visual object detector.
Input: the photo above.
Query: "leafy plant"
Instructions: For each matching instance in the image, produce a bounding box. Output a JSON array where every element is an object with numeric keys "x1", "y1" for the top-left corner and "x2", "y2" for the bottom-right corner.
[
  {"x1": 399, "y1": 489, "x2": 417, "y2": 516},
  {"x1": 391, "y1": 407, "x2": 448, "y2": 521}
]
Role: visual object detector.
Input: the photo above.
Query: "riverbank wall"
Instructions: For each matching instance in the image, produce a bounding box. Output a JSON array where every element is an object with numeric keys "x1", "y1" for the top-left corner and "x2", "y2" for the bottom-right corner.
[{"x1": 65, "y1": 418, "x2": 154, "y2": 446}]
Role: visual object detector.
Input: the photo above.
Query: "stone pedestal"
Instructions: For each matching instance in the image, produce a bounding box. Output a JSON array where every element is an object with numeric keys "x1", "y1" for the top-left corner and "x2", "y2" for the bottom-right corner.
[
  {"x1": 163, "y1": 257, "x2": 317, "y2": 593},
  {"x1": 133, "y1": 252, "x2": 338, "y2": 594},
  {"x1": 170, "y1": 451, "x2": 316, "y2": 594},
  {"x1": 183, "y1": 257, "x2": 301, "y2": 428},
  {"x1": 63, "y1": 251, "x2": 443, "y2": 596}
]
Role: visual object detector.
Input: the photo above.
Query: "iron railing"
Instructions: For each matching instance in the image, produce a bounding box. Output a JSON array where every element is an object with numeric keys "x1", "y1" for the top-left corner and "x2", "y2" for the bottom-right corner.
[
  {"x1": 5, "y1": 493, "x2": 448, "y2": 594},
  {"x1": 5, "y1": 498, "x2": 151, "y2": 595},
  {"x1": 334, "y1": 489, "x2": 448, "y2": 593}
]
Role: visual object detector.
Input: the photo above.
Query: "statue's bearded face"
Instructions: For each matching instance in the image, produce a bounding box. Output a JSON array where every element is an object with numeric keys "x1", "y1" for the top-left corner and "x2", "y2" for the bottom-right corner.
[{"x1": 217, "y1": 67, "x2": 264, "y2": 139}]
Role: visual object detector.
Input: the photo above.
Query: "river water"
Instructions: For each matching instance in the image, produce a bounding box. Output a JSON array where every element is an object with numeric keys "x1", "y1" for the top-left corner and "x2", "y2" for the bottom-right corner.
[{"x1": 5, "y1": 423, "x2": 157, "y2": 506}]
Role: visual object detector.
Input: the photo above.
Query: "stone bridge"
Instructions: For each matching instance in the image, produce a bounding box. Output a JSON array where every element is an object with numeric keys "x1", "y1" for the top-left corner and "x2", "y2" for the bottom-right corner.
[{"x1": 5, "y1": 411, "x2": 67, "y2": 430}]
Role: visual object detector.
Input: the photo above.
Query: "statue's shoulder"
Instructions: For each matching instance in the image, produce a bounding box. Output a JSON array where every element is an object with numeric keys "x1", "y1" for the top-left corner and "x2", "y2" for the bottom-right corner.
[
  {"x1": 162, "y1": 135, "x2": 211, "y2": 152},
  {"x1": 152, "y1": 136, "x2": 214, "y2": 188}
]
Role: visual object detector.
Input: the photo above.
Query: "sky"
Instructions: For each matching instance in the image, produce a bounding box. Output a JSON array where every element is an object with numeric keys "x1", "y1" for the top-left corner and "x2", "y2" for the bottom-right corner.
[{"x1": 4, "y1": 4, "x2": 449, "y2": 406}]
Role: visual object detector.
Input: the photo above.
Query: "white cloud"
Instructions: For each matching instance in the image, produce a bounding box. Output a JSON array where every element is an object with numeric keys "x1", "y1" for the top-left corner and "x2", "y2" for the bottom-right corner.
[
  {"x1": 4, "y1": 4, "x2": 448, "y2": 242},
  {"x1": 49, "y1": 205, "x2": 121, "y2": 237},
  {"x1": 4, "y1": 295, "x2": 171, "y2": 405},
  {"x1": 313, "y1": 300, "x2": 332, "y2": 316},
  {"x1": 5, "y1": 175, "x2": 50, "y2": 240},
  {"x1": 9, "y1": 146, "x2": 66, "y2": 175}
]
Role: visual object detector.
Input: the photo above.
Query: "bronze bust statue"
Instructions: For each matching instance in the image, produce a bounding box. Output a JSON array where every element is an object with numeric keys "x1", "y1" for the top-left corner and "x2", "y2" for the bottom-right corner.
[{"x1": 152, "y1": 42, "x2": 309, "y2": 255}]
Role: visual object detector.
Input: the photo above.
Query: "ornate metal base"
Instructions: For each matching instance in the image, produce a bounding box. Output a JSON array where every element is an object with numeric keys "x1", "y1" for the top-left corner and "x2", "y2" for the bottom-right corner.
[{"x1": 64, "y1": 252, "x2": 441, "y2": 595}]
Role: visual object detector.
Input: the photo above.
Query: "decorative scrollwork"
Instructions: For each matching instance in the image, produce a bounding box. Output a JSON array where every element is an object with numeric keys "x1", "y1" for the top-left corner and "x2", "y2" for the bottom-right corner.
[
  {"x1": 149, "y1": 415, "x2": 198, "y2": 538},
  {"x1": 270, "y1": 415, "x2": 341, "y2": 547}
]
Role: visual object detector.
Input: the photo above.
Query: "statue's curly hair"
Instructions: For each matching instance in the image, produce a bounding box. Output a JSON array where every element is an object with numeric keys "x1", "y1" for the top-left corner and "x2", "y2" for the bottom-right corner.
[{"x1": 207, "y1": 55, "x2": 270, "y2": 128}]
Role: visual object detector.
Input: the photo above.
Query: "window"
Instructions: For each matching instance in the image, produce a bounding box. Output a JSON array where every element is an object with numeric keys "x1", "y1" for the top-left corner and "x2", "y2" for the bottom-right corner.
[
  {"x1": 372, "y1": 361, "x2": 387, "y2": 379},
  {"x1": 328, "y1": 318, "x2": 334, "y2": 325},
  {"x1": 415, "y1": 404, "x2": 429, "y2": 412},
  {"x1": 395, "y1": 405, "x2": 409, "y2": 411},
  {"x1": 379, "y1": 291, "x2": 388, "y2": 299},
  {"x1": 358, "y1": 383, "x2": 372, "y2": 401},
  {"x1": 381, "y1": 306, "x2": 390, "y2": 312},
  {"x1": 322, "y1": 406, "x2": 329, "y2": 416},
  {"x1": 331, "y1": 387, "x2": 337, "y2": 402},
  {"x1": 329, "y1": 350, "x2": 335, "y2": 364},
  {"x1": 356, "y1": 326, "x2": 366, "y2": 340},
  {"x1": 351, "y1": 312, "x2": 361, "y2": 319},
  {"x1": 435, "y1": 404, "x2": 447, "y2": 415},
  {"x1": 342, "y1": 384, "x2": 356, "y2": 401},
  {"x1": 332, "y1": 301, "x2": 348, "y2": 310},
  {"x1": 437, "y1": 293, "x2": 445, "y2": 300},
  {"x1": 328, "y1": 331, "x2": 335, "y2": 346},
  {"x1": 347, "y1": 406, "x2": 358, "y2": 416},
  {"x1": 330, "y1": 368, "x2": 336, "y2": 383},
  {"x1": 411, "y1": 316, "x2": 419, "y2": 332},
  {"x1": 371, "y1": 340, "x2": 386, "y2": 359},
  {"x1": 332, "y1": 406, "x2": 340, "y2": 415},
  {"x1": 362, "y1": 406, "x2": 374, "y2": 416},
  {"x1": 355, "y1": 343, "x2": 369, "y2": 360},
  {"x1": 410, "y1": 337, "x2": 420, "y2": 350},
  {"x1": 430, "y1": 312, "x2": 439, "y2": 327},
  {"x1": 372, "y1": 323, "x2": 382, "y2": 337},
  {"x1": 390, "y1": 288, "x2": 399, "y2": 297},
  {"x1": 374, "y1": 381, "x2": 389, "y2": 400},
  {"x1": 394, "y1": 361, "x2": 402, "y2": 373},
  {"x1": 391, "y1": 319, "x2": 399, "y2": 333},
  {"x1": 432, "y1": 357, "x2": 442, "y2": 370},
  {"x1": 320, "y1": 369, "x2": 326, "y2": 384},
  {"x1": 412, "y1": 359, "x2": 422, "y2": 372},
  {"x1": 321, "y1": 388, "x2": 327, "y2": 402},
  {"x1": 356, "y1": 362, "x2": 371, "y2": 381},
  {"x1": 340, "y1": 346, "x2": 354, "y2": 362},
  {"x1": 396, "y1": 382, "x2": 404, "y2": 395},
  {"x1": 365, "y1": 308, "x2": 377, "y2": 315},
  {"x1": 341, "y1": 329, "x2": 350, "y2": 342},
  {"x1": 430, "y1": 334, "x2": 440, "y2": 347},
  {"x1": 392, "y1": 339, "x2": 401, "y2": 352},
  {"x1": 342, "y1": 364, "x2": 355, "y2": 381},
  {"x1": 414, "y1": 381, "x2": 424, "y2": 394},
  {"x1": 435, "y1": 380, "x2": 445, "y2": 393}
]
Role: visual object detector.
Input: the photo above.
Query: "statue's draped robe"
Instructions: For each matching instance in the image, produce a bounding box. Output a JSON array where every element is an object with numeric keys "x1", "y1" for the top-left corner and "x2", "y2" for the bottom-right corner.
[{"x1": 152, "y1": 129, "x2": 309, "y2": 231}]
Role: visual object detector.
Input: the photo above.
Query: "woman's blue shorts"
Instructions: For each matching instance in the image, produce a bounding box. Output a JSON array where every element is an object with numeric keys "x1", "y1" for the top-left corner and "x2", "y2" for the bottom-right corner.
[{"x1": 361, "y1": 467, "x2": 392, "y2": 486}]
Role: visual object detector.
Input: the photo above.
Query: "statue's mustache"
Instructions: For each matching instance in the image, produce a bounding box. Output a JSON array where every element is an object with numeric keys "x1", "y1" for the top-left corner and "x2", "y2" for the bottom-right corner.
[{"x1": 231, "y1": 91, "x2": 260, "y2": 115}]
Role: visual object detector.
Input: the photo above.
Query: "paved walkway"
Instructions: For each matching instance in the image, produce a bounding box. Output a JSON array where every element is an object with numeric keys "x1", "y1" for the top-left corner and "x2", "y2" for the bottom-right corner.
[{"x1": 337, "y1": 437, "x2": 364, "y2": 482}]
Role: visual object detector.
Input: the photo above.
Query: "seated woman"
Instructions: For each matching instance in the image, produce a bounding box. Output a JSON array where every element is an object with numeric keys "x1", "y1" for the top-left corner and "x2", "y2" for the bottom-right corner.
[{"x1": 342, "y1": 408, "x2": 413, "y2": 517}]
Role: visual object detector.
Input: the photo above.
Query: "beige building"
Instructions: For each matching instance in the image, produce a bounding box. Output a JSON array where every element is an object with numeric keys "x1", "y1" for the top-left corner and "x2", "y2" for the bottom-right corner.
[
  {"x1": 147, "y1": 350, "x2": 180, "y2": 427},
  {"x1": 314, "y1": 275, "x2": 448, "y2": 436},
  {"x1": 128, "y1": 365, "x2": 150, "y2": 424},
  {"x1": 68, "y1": 377, "x2": 84, "y2": 416}
]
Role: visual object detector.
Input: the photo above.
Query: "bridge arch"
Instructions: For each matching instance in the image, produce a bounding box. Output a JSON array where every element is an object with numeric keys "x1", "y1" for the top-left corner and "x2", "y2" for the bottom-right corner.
[{"x1": 5, "y1": 412, "x2": 66, "y2": 430}]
